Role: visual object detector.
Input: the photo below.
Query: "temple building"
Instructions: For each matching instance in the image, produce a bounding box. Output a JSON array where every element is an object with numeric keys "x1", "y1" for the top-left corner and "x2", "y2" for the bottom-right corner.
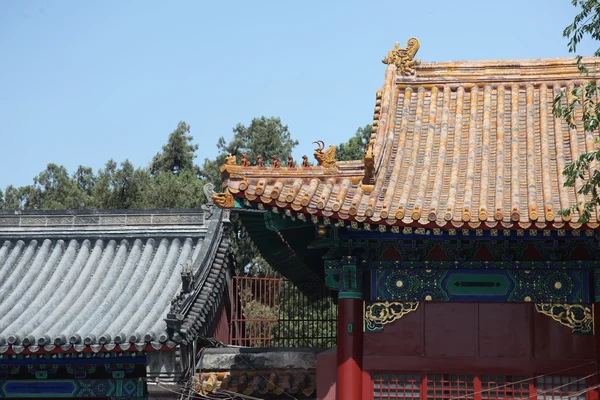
[
  {"x1": 211, "y1": 39, "x2": 600, "y2": 400},
  {"x1": 0, "y1": 196, "x2": 234, "y2": 399}
]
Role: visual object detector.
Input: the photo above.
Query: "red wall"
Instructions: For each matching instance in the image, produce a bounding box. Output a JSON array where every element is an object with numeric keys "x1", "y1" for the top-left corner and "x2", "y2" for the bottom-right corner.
[
  {"x1": 207, "y1": 293, "x2": 230, "y2": 345},
  {"x1": 364, "y1": 302, "x2": 594, "y2": 375},
  {"x1": 317, "y1": 302, "x2": 596, "y2": 400}
]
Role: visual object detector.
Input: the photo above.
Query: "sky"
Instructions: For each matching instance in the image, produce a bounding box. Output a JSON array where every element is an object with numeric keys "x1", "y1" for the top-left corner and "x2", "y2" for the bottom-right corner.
[{"x1": 0, "y1": 0, "x2": 598, "y2": 190}]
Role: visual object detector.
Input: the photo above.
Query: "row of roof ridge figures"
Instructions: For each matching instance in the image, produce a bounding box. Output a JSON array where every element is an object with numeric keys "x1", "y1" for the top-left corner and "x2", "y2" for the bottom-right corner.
[
  {"x1": 221, "y1": 37, "x2": 600, "y2": 172},
  {"x1": 218, "y1": 38, "x2": 422, "y2": 171},
  {"x1": 225, "y1": 141, "x2": 337, "y2": 170}
]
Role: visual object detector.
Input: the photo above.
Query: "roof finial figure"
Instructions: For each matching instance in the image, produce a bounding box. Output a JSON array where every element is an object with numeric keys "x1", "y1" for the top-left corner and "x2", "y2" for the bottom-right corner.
[
  {"x1": 301, "y1": 155, "x2": 310, "y2": 168},
  {"x1": 272, "y1": 155, "x2": 281, "y2": 168},
  {"x1": 225, "y1": 154, "x2": 237, "y2": 165},
  {"x1": 287, "y1": 156, "x2": 295, "y2": 168},
  {"x1": 382, "y1": 38, "x2": 420, "y2": 76},
  {"x1": 313, "y1": 141, "x2": 336, "y2": 170},
  {"x1": 256, "y1": 155, "x2": 264, "y2": 167},
  {"x1": 212, "y1": 189, "x2": 235, "y2": 209},
  {"x1": 241, "y1": 153, "x2": 250, "y2": 167}
]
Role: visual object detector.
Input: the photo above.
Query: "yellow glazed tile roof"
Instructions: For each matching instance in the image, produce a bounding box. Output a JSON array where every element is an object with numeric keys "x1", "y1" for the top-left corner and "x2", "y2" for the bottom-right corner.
[{"x1": 218, "y1": 40, "x2": 600, "y2": 230}]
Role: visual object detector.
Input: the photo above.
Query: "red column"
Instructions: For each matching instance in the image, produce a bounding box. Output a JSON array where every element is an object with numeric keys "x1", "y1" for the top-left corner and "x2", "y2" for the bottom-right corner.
[
  {"x1": 337, "y1": 297, "x2": 363, "y2": 400},
  {"x1": 592, "y1": 303, "x2": 600, "y2": 400}
]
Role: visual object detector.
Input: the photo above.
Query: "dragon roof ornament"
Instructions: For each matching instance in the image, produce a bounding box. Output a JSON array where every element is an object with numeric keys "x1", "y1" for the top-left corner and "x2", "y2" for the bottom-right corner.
[
  {"x1": 382, "y1": 38, "x2": 420, "y2": 76},
  {"x1": 313, "y1": 141, "x2": 337, "y2": 172}
]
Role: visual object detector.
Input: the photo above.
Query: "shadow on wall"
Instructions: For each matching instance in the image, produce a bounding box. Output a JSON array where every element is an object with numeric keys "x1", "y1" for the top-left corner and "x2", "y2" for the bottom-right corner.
[{"x1": 317, "y1": 347, "x2": 336, "y2": 400}]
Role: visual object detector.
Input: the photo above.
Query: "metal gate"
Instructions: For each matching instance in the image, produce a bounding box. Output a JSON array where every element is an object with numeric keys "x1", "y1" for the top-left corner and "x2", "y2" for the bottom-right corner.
[{"x1": 229, "y1": 275, "x2": 337, "y2": 348}]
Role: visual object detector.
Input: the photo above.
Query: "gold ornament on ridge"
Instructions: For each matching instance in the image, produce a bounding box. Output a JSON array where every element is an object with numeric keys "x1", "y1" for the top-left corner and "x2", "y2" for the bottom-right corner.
[{"x1": 382, "y1": 38, "x2": 421, "y2": 76}]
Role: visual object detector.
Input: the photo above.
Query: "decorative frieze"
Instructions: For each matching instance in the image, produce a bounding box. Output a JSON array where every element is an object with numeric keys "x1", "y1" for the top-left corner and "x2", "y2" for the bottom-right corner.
[
  {"x1": 534, "y1": 303, "x2": 593, "y2": 335},
  {"x1": 371, "y1": 267, "x2": 590, "y2": 304},
  {"x1": 364, "y1": 301, "x2": 420, "y2": 332},
  {"x1": 0, "y1": 378, "x2": 145, "y2": 398}
]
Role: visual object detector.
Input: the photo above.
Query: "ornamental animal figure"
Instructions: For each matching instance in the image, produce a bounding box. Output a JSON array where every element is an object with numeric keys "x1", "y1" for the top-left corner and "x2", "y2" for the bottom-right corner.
[
  {"x1": 272, "y1": 155, "x2": 281, "y2": 168},
  {"x1": 382, "y1": 38, "x2": 420, "y2": 76},
  {"x1": 241, "y1": 153, "x2": 250, "y2": 167},
  {"x1": 256, "y1": 155, "x2": 264, "y2": 167},
  {"x1": 225, "y1": 154, "x2": 237, "y2": 165},
  {"x1": 287, "y1": 156, "x2": 295, "y2": 168},
  {"x1": 313, "y1": 141, "x2": 336, "y2": 168},
  {"x1": 362, "y1": 145, "x2": 375, "y2": 186},
  {"x1": 211, "y1": 190, "x2": 234, "y2": 209},
  {"x1": 301, "y1": 155, "x2": 310, "y2": 168}
]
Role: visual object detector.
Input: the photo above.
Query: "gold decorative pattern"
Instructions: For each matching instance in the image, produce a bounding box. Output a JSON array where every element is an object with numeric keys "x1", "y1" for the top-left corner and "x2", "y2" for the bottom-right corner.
[
  {"x1": 212, "y1": 189, "x2": 235, "y2": 209},
  {"x1": 382, "y1": 38, "x2": 420, "y2": 76},
  {"x1": 534, "y1": 303, "x2": 593, "y2": 334},
  {"x1": 365, "y1": 301, "x2": 420, "y2": 332}
]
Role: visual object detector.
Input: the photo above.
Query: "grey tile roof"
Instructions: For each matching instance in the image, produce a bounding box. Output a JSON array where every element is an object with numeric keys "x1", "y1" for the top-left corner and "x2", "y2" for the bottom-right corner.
[{"x1": 0, "y1": 208, "x2": 232, "y2": 354}]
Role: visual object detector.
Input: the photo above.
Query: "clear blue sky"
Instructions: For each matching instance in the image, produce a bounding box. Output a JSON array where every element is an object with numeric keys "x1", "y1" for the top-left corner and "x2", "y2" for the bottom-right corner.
[{"x1": 0, "y1": 0, "x2": 597, "y2": 190}]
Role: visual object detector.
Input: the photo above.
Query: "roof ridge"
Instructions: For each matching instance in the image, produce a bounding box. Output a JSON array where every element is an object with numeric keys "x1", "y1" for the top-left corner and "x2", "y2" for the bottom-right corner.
[
  {"x1": 418, "y1": 56, "x2": 599, "y2": 67},
  {"x1": 0, "y1": 210, "x2": 206, "y2": 237},
  {"x1": 0, "y1": 208, "x2": 204, "y2": 216}
]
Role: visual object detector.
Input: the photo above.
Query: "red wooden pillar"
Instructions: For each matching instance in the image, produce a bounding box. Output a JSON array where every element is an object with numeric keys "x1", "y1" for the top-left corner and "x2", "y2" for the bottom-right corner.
[
  {"x1": 337, "y1": 297, "x2": 363, "y2": 400},
  {"x1": 592, "y1": 303, "x2": 600, "y2": 400},
  {"x1": 337, "y1": 255, "x2": 364, "y2": 400}
]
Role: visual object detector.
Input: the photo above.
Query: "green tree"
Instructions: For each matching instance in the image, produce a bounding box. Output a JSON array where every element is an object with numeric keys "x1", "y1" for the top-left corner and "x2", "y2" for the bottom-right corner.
[
  {"x1": 553, "y1": 0, "x2": 600, "y2": 222},
  {"x1": 90, "y1": 160, "x2": 149, "y2": 209},
  {"x1": 200, "y1": 117, "x2": 300, "y2": 276},
  {"x1": 336, "y1": 124, "x2": 372, "y2": 161},
  {"x1": 22, "y1": 164, "x2": 94, "y2": 210},
  {"x1": 150, "y1": 121, "x2": 199, "y2": 176},
  {"x1": 0, "y1": 121, "x2": 206, "y2": 212},
  {"x1": 143, "y1": 169, "x2": 205, "y2": 208},
  {"x1": 2, "y1": 186, "x2": 25, "y2": 210},
  {"x1": 145, "y1": 121, "x2": 205, "y2": 207},
  {"x1": 201, "y1": 117, "x2": 298, "y2": 186}
]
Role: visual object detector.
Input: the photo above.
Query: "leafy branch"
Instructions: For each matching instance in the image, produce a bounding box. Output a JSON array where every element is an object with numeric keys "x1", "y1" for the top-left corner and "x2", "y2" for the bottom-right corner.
[{"x1": 553, "y1": 0, "x2": 600, "y2": 223}]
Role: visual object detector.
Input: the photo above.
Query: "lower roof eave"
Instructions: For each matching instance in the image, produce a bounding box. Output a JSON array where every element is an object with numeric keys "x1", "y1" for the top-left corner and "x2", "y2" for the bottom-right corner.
[
  {"x1": 0, "y1": 341, "x2": 180, "y2": 356},
  {"x1": 234, "y1": 194, "x2": 600, "y2": 234}
]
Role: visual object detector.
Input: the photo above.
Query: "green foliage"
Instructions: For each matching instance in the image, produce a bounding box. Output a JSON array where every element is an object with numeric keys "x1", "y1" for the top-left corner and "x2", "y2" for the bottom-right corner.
[
  {"x1": 553, "y1": 0, "x2": 600, "y2": 222},
  {"x1": 1, "y1": 186, "x2": 25, "y2": 210},
  {"x1": 201, "y1": 117, "x2": 298, "y2": 186},
  {"x1": 271, "y1": 280, "x2": 337, "y2": 348},
  {"x1": 563, "y1": 0, "x2": 600, "y2": 57},
  {"x1": 91, "y1": 160, "x2": 151, "y2": 209},
  {"x1": 150, "y1": 121, "x2": 199, "y2": 175},
  {"x1": 237, "y1": 277, "x2": 337, "y2": 348},
  {"x1": 336, "y1": 124, "x2": 372, "y2": 161},
  {"x1": 143, "y1": 169, "x2": 205, "y2": 208},
  {"x1": 0, "y1": 121, "x2": 203, "y2": 211}
]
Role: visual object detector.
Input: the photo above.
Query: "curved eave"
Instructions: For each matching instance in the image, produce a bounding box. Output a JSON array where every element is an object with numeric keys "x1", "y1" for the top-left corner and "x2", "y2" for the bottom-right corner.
[
  {"x1": 228, "y1": 183, "x2": 600, "y2": 232},
  {"x1": 236, "y1": 210, "x2": 329, "y2": 297},
  {"x1": 221, "y1": 56, "x2": 600, "y2": 232},
  {"x1": 0, "y1": 342, "x2": 178, "y2": 355}
]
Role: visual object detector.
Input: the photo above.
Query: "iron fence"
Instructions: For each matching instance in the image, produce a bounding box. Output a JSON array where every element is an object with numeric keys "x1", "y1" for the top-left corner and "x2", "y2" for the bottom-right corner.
[{"x1": 229, "y1": 275, "x2": 337, "y2": 348}]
